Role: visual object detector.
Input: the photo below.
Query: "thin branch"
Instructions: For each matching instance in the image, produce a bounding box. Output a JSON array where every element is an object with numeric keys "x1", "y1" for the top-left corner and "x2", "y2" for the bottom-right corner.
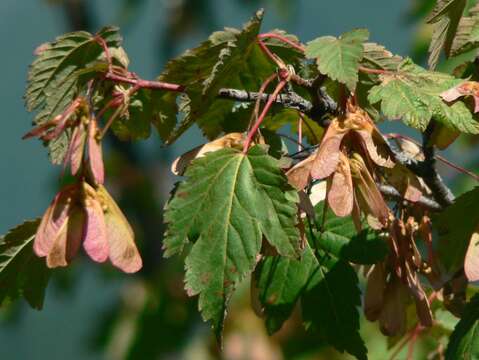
[
  {"x1": 378, "y1": 184, "x2": 442, "y2": 211},
  {"x1": 420, "y1": 123, "x2": 455, "y2": 207},
  {"x1": 104, "y1": 73, "x2": 184, "y2": 92},
  {"x1": 257, "y1": 33, "x2": 306, "y2": 52},
  {"x1": 243, "y1": 79, "x2": 288, "y2": 152},
  {"x1": 218, "y1": 88, "x2": 313, "y2": 114}
]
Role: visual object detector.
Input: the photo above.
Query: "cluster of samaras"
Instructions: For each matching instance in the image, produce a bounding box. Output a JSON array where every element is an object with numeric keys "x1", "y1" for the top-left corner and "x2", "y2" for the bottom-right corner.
[{"x1": 24, "y1": 97, "x2": 142, "y2": 273}]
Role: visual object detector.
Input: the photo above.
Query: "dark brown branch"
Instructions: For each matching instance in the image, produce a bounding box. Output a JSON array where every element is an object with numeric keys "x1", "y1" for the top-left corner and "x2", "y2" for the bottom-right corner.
[
  {"x1": 420, "y1": 123, "x2": 455, "y2": 207},
  {"x1": 378, "y1": 184, "x2": 442, "y2": 211},
  {"x1": 218, "y1": 88, "x2": 313, "y2": 114}
]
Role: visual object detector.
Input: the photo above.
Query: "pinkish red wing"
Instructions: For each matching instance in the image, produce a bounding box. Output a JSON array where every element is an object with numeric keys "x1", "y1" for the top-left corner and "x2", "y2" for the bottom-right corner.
[
  {"x1": 34, "y1": 185, "x2": 76, "y2": 257},
  {"x1": 286, "y1": 153, "x2": 315, "y2": 190},
  {"x1": 465, "y1": 227, "x2": 479, "y2": 281},
  {"x1": 311, "y1": 120, "x2": 347, "y2": 180},
  {"x1": 327, "y1": 153, "x2": 353, "y2": 217},
  {"x1": 82, "y1": 193, "x2": 109, "y2": 263},
  {"x1": 98, "y1": 185, "x2": 142, "y2": 273},
  {"x1": 67, "y1": 125, "x2": 87, "y2": 176},
  {"x1": 87, "y1": 119, "x2": 105, "y2": 184}
]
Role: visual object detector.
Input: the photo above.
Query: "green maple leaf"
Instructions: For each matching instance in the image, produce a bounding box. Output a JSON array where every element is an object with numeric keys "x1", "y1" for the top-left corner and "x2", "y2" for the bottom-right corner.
[
  {"x1": 0, "y1": 219, "x2": 50, "y2": 309},
  {"x1": 446, "y1": 293, "x2": 479, "y2": 359},
  {"x1": 254, "y1": 202, "x2": 382, "y2": 359},
  {"x1": 254, "y1": 244, "x2": 367, "y2": 360},
  {"x1": 163, "y1": 146, "x2": 300, "y2": 337},
  {"x1": 255, "y1": 245, "x2": 318, "y2": 335},
  {"x1": 305, "y1": 29, "x2": 369, "y2": 91},
  {"x1": 302, "y1": 250, "x2": 367, "y2": 360},
  {"x1": 25, "y1": 27, "x2": 122, "y2": 163},
  {"x1": 436, "y1": 187, "x2": 479, "y2": 274},
  {"x1": 368, "y1": 58, "x2": 479, "y2": 133}
]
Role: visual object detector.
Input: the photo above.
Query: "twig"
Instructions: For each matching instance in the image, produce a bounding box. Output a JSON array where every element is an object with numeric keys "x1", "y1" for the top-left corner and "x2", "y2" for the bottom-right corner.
[
  {"x1": 257, "y1": 33, "x2": 306, "y2": 52},
  {"x1": 218, "y1": 88, "x2": 313, "y2": 114},
  {"x1": 386, "y1": 133, "x2": 479, "y2": 183},
  {"x1": 243, "y1": 79, "x2": 288, "y2": 152},
  {"x1": 104, "y1": 73, "x2": 184, "y2": 92},
  {"x1": 378, "y1": 184, "x2": 442, "y2": 211},
  {"x1": 420, "y1": 123, "x2": 455, "y2": 207}
]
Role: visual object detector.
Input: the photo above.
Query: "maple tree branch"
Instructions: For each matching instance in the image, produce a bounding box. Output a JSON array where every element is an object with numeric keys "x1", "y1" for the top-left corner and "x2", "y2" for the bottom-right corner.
[
  {"x1": 419, "y1": 123, "x2": 455, "y2": 207},
  {"x1": 377, "y1": 184, "x2": 442, "y2": 211},
  {"x1": 380, "y1": 130, "x2": 455, "y2": 208},
  {"x1": 104, "y1": 73, "x2": 185, "y2": 92},
  {"x1": 218, "y1": 88, "x2": 314, "y2": 113}
]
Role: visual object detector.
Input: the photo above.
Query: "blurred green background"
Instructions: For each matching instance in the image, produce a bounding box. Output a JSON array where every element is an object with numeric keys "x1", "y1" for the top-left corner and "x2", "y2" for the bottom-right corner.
[{"x1": 1, "y1": 0, "x2": 468, "y2": 359}]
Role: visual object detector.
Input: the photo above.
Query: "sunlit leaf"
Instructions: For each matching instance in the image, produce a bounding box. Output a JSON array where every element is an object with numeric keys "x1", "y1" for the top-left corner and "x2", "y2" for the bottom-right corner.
[
  {"x1": 305, "y1": 29, "x2": 369, "y2": 91},
  {"x1": 163, "y1": 146, "x2": 300, "y2": 336}
]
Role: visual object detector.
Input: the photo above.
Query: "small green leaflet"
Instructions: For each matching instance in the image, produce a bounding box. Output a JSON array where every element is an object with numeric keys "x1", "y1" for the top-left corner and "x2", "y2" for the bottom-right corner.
[
  {"x1": 426, "y1": 0, "x2": 467, "y2": 69},
  {"x1": 446, "y1": 293, "x2": 479, "y2": 359},
  {"x1": 305, "y1": 29, "x2": 369, "y2": 91},
  {"x1": 163, "y1": 146, "x2": 300, "y2": 337},
  {"x1": 25, "y1": 27, "x2": 122, "y2": 163},
  {"x1": 0, "y1": 219, "x2": 50, "y2": 309},
  {"x1": 368, "y1": 58, "x2": 479, "y2": 133},
  {"x1": 436, "y1": 187, "x2": 479, "y2": 274}
]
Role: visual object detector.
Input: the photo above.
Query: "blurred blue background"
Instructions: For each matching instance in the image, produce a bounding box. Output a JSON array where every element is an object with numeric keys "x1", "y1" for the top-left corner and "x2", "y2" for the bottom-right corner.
[{"x1": 0, "y1": 0, "x2": 427, "y2": 359}]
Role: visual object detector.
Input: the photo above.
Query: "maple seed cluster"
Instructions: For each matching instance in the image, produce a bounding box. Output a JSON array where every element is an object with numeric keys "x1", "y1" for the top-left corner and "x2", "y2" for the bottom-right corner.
[{"x1": 24, "y1": 97, "x2": 142, "y2": 273}]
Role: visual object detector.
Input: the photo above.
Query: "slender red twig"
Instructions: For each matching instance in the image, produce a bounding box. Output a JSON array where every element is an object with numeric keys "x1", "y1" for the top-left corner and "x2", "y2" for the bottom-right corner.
[
  {"x1": 243, "y1": 79, "x2": 288, "y2": 153},
  {"x1": 257, "y1": 33, "x2": 306, "y2": 52},
  {"x1": 249, "y1": 73, "x2": 278, "y2": 130},
  {"x1": 298, "y1": 113, "x2": 303, "y2": 152},
  {"x1": 257, "y1": 39, "x2": 286, "y2": 68},
  {"x1": 104, "y1": 73, "x2": 184, "y2": 92}
]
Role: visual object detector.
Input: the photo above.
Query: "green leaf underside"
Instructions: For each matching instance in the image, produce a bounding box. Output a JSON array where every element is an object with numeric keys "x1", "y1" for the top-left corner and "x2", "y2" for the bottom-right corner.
[
  {"x1": 436, "y1": 187, "x2": 479, "y2": 274},
  {"x1": 314, "y1": 201, "x2": 388, "y2": 264},
  {"x1": 302, "y1": 251, "x2": 367, "y2": 360},
  {"x1": 368, "y1": 58, "x2": 479, "y2": 133},
  {"x1": 255, "y1": 246, "x2": 318, "y2": 335},
  {"x1": 163, "y1": 146, "x2": 300, "y2": 336},
  {"x1": 446, "y1": 293, "x2": 479, "y2": 359},
  {"x1": 25, "y1": 27, "x2": 122, "y2": 163},
  {"x1": 0, "y1": 219, "x2": 50, "y2": 309},
  {"x1": 305, "y1": 29, "x2": 369, "y2": 91},
  {"x1": 159, "y1": 11, "x2": 303, "y2": 143},
  {"x1": 427, "y1": 0, "x2": 467, "y2": 69},
  {"x1": 255, "y1": 243, "x2": 367, "y2": 360}
]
